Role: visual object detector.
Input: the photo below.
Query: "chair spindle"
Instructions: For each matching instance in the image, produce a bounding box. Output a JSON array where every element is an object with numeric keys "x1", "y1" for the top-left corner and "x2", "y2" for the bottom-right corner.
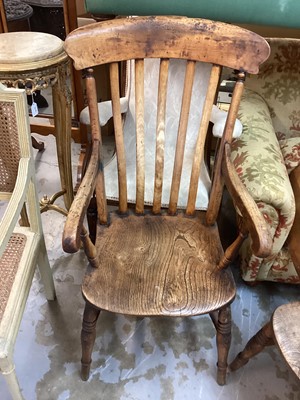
[
  {"x1": 168, "y1": 60, "x2": 196, "y2": 215},
  {"x1": 109, "y1": 62, "x2": 128, "y2": 213},
  {"x1": 153, "y1": 58, "x2": 169, "y2": 214},
  {"x1": 206, "y1": 72, "x2": 245, "y2": 225},
  {"x1": 186, "y1": 65, "x2": 221, "y2": 215},
  {"x1": 135, "y1": 59, "x2": 145, "y2": 214}
]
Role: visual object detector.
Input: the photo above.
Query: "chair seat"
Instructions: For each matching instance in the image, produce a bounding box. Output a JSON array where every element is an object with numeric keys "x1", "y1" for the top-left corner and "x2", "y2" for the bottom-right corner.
[
  {"x1": 0, "y1": 233, "x2": 27, "y2": 321},
  {"x1": 82, "y1": 211, "x2": 236, "y2": 317},
  {"x1": 273, "y1": 302, "x2": 300, "y2": 379}
]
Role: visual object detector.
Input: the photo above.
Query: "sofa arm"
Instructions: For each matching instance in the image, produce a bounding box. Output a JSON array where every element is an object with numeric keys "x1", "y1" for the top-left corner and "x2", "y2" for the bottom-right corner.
[{"x1": 231, "y1": 89, "x2": 295, "y2": 255}]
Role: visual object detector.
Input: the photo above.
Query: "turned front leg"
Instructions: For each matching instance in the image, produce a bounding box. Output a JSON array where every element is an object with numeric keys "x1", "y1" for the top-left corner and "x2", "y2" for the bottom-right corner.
[
  {"x1": 216, "y1": 305, "x2": 231, "y2": 385},
  {"x1": 81, "y1": 302, "x2": 101, "y2": 381}
]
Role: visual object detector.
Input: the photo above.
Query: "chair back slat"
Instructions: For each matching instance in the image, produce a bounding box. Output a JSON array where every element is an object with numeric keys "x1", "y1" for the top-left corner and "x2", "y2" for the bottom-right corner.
[
  {"x1": 153, "y1": 58, "x2": 169, "y2": 214},
  {"x1": 135, "y1": 59, "x2": 145, "y2": 214},
  {"x1": 168, "y1": 60, "x2": 196, "y2": 215},
  {"x1": 109, "y1": 62, "x2": 128, "y2": 213},
  {"x1": 206, "y1": 76, "x2": 245, "y2": 225},
  {"x1": 186, "y1": 65, "x2": 221, "y2": 215}
]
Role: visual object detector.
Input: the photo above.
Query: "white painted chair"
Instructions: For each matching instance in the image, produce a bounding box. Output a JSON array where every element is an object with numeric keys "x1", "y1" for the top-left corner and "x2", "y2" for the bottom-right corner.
[{"x1": 0, "y1": 84, "x2": 56, "y2": 400}]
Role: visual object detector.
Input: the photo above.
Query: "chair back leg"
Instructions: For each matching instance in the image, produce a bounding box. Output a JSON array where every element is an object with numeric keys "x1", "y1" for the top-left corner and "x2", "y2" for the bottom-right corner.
[{"x1": 37, "y1": 239, "x2": 56, "y2": 301}]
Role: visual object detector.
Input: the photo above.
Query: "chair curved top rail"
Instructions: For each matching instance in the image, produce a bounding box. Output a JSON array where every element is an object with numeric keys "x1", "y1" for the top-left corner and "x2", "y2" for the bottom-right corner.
[{"x1": 64, "y1": 16, "x2": 270, "y2": 74}]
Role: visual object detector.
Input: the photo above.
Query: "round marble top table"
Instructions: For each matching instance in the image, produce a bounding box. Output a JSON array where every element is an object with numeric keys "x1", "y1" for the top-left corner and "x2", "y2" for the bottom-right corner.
[{"x1": 0, "y1": 31, "x2": 73, "y2": 210}]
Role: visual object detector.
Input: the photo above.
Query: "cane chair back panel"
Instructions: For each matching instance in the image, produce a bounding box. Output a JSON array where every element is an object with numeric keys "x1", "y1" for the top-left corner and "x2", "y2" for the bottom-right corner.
[{"x1": 0, "y1": 101, "x2": 21, "y2": 193}]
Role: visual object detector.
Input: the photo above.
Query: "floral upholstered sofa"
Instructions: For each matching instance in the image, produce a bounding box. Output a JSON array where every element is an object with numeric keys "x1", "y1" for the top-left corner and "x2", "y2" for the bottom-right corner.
[{"x1": 231, "y1": 38, "x2": 300, "y2": 284}]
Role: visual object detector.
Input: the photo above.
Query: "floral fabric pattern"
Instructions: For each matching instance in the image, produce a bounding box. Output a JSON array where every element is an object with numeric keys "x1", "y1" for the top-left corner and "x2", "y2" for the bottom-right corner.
[
  {"x1": 279, "y1": 138, "x2": 300, "y2": 174},
  {"x1": 231, "y1": 38, "x2": 300, "y2": 284},
  {"x1": 246, "y1": 38, "x2": 300, "y2": 140}
]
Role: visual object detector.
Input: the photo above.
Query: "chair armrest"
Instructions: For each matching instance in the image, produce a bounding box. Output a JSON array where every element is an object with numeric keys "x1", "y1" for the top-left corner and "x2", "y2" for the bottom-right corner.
[
  {"x1": 0, "y1": 158, "x2": 31, "y2": 259},
  {"x1": 223, "y1": 143, "x2": 272, "y2": 258},
  {"x1": 63, "y1": 139, "x2": 100, "y2": 253},
  {"x1": 80, "y1": 97, "x2": 129, "y2": 127}
]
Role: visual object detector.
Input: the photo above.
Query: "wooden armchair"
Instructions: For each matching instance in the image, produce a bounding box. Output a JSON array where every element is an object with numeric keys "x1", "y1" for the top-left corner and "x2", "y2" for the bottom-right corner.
[
  {"x1": 63, "y1": 16, "x2": 271, "y2": 385},
  {"x1": 0, "y1": 84, "x2": 56, "y2": 400}
]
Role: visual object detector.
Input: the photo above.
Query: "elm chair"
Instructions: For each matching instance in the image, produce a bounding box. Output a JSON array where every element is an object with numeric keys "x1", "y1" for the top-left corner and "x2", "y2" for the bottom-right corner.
[
  {"x1": 63, "y1": 16, "x2": 271, "y2": 385},
  {"x1": 0, "y1": 84, "x2": 56, "y2": 400}
]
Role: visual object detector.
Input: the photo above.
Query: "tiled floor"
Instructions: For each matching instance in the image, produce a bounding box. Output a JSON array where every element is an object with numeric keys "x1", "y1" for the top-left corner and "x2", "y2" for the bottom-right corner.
[{"x1": 0, "y1": 134, "x2": 299, "y2": 400}]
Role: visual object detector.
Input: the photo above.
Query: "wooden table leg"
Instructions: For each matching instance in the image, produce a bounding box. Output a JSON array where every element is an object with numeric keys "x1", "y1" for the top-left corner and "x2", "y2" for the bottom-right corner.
[{"x1": 52, "y1": 60, "x2": 74, "y2": 210}]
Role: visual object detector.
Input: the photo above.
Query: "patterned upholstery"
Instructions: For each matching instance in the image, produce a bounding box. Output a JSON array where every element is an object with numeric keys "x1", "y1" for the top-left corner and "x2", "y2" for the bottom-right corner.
[{"x1": 231, "y1": 38, "x2": 300, "y2": 284}]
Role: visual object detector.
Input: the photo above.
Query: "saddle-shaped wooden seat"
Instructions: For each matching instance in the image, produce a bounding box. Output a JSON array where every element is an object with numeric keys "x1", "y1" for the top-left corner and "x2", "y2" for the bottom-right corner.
[{"x1": 84, "y1": 211, "x2": 235, "y2": 316}]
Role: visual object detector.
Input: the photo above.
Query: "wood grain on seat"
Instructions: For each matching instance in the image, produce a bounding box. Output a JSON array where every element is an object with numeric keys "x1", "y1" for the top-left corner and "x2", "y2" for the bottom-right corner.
[{"x1": 83, "y1": 211, "x2": 235, "y2": 316}]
